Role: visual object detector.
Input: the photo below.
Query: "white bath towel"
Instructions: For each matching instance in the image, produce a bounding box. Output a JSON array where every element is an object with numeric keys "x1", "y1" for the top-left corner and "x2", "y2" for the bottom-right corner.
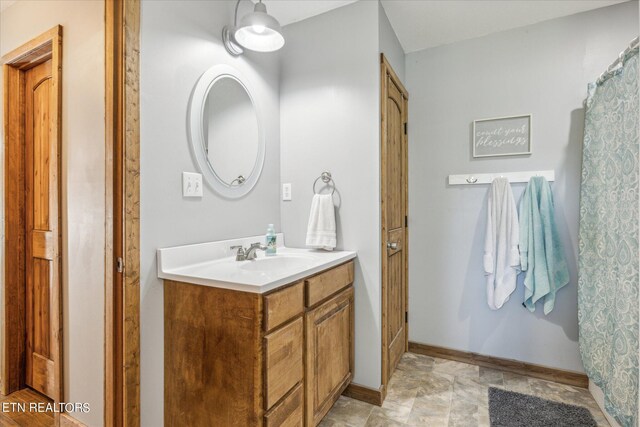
[
  {"x1": 306, "y1": 194, "x2": 336, "y2": 251},
  {"x1": 484, "y1": 177, "x2": 520, "y2": 310}
]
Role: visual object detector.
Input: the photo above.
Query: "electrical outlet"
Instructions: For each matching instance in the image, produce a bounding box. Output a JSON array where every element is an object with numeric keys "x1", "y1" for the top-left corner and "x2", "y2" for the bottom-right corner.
[
  {"x1": 282, "y1": 183, "x2": 292, "y2": 201},
  {"x1": 183, "y1": 172, "x2": 203, "y2": 197}
]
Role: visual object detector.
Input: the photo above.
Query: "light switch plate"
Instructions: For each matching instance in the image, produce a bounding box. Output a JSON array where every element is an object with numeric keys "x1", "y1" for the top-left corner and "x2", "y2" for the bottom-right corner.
[
  {"x1": 282, "y1": 183, "x2": 292, "y2": 201},
  {"x1": 183, "y1": 172, "x2": 203, "y2": 197}
]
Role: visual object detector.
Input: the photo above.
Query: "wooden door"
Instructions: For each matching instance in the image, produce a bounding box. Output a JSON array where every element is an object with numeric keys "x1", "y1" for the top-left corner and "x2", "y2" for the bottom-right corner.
[
  {"x1": 380, "y1": 54, "x2": 408, "y2": 388},
  {"x1": 305, "y1": 287, "x2": 354, "y2": 427},
  {"x1": 24, "y1": 58, "x2": 61, "y2": 400},
  {"x1": 3, "y1": 25, "x2": 62, "y2": 400}
]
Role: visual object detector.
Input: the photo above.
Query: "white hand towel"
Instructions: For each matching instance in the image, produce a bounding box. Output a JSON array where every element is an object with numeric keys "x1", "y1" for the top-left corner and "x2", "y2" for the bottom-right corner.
[
  {"x1": 484, "y1": 177, "x2": 520, "y2": 310},
  {"x1": 306, "y1": 194, "x2": 336, "y2": 251}
]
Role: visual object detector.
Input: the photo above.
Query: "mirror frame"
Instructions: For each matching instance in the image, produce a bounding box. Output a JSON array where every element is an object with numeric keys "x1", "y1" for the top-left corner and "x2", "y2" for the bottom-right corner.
[{"x1": 189, "y1": 64, "x2": 265, "y2": 198}]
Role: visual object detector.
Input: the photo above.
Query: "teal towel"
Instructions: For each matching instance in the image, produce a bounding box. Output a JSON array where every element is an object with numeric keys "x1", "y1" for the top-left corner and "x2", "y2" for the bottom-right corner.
[{"x1": 519, "y1": 176, "x2": 569, "y2": 314}]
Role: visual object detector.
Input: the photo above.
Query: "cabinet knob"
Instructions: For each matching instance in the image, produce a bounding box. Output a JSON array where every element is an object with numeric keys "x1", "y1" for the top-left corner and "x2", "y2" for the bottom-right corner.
[{"x1": 387, "y1": 242, "x2": 398, "y2": 250}]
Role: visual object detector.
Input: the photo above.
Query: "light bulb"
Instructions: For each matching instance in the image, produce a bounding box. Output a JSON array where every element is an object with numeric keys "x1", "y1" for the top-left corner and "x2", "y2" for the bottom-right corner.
[{"x1": 252, "y1": 25, "x2": 266, "y2": 34}]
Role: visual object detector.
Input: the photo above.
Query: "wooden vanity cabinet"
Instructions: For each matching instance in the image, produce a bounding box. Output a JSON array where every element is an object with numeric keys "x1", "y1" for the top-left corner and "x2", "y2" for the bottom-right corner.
[{"x1": 164, "y1": 260, "x2": 354, "y2": 427}]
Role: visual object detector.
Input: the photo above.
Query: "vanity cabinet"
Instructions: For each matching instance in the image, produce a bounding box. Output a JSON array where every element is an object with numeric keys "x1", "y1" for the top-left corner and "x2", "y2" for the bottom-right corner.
[{"x1": 164, "y1": 260, "x2": 354, "y2": 427}]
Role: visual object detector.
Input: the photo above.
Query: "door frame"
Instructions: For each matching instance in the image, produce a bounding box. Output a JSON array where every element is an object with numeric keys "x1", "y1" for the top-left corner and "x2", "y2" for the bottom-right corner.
[
  {"x1": 105, "y1": 0, "x2": 141, "y2": 426},
  {"x1": 380, "y1": 53, "x2": 409, "y2": 394},
  {"x1": 2, "y1": 26, "x2": 63, "y2": 402}
]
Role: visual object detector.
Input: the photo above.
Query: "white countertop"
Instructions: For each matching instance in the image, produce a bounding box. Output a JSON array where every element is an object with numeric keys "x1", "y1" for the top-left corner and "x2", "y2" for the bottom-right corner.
[{"x1": 157, "y1": 234, "x2": 356, "y2": 294}]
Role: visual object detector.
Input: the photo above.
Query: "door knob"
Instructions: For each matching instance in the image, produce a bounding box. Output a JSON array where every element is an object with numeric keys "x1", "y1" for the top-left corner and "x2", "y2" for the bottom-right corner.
[{"x1": 387, "y1": 242, "x2": 398, "y2": 250}]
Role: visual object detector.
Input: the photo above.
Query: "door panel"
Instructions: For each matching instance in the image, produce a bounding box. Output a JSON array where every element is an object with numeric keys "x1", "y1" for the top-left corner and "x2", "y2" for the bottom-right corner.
[
  {"x1": 24, "y1": 58, "x2": 59, "y2": 399},
  {"x1": 32, "y1": 258, "x2": 51, "y2": 357},
  {"x1": 30, "y1": 353, "x2": 55, "y2": 396},
  {"x1": 387, "y1": 251, "x2": 404, "y2": 373},
  {"x1": 386, "y1": 83, "x2": 404, "y2": 230},
  {"x1": 381, "y1": 55, "x2": 408, "y2": 385},
  {"x1": 32, "y1": 78, "x2": 51, "y2": 230}
]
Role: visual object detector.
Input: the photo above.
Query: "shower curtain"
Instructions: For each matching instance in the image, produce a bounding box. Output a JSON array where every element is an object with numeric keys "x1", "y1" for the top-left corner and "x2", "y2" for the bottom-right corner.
[{"x1": 578, "y1": 45, "x2": 638, "y2": 427}]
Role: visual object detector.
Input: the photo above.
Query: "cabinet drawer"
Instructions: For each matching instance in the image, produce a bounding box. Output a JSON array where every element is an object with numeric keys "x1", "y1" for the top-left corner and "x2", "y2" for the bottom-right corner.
[
  {"x1": 263, "y1": 281, "x2": 304, "y2": 332},
  {"x1": 264, "y1": 383, "x2": 303, "y2": 427},
  {"x1": 265, "y1": 317, "x2": 303, "y2": 409},
  {"x1": 305, "y1": 261, "x2": 354, "y2": 307}
]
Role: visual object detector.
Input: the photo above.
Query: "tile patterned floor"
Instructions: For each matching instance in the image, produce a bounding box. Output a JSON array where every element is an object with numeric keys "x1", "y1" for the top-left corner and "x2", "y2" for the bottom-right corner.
[{"x1": 321, "y1": 353, "x2": 609, "y2": 427}]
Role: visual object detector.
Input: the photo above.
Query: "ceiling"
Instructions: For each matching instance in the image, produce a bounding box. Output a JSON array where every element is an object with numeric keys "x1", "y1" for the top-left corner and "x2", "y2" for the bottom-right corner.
[
  {"x1": 1, "y1": 0, "x2": 630, "y2": 53},
  {"x1": 381, "y1": 0, "x2": 631, "y2": 53},
  {"x1": 268, "y1": 0, "x2": 630, "y2": 54},
  {"x1": 266, "y1": 0, "x2": 357, "y2": 26},
  {"x1": 0, "y1": 0, "x2": 358, "y2": 19}
]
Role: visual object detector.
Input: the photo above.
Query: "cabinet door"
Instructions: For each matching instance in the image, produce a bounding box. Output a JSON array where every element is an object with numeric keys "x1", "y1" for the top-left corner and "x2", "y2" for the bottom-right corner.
[{"x1": 305, "y1": 287, "x2": 354, "y2": 427}]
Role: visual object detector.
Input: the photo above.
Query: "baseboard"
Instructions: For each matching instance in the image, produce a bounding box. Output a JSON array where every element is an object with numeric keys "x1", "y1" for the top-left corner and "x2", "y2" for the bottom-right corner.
[
  {"x1": 342, "y1": 382, "x2": 385, "y2": 406},
  {"x1": 409, "y1": 341, "x2": 588, "y2": 389},
  {"x1": 60, "y1": 413, "x2": 87, "y2": 427}
]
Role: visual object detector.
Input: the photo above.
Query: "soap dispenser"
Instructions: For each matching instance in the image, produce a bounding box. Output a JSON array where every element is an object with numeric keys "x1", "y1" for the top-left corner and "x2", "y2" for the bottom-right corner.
[{"x1": 265, "y1": 224, "x2": 277, "y2": 256}]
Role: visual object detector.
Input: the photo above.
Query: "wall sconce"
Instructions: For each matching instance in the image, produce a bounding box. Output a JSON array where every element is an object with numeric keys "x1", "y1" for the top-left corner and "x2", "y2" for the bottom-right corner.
[{"x1": 223, "y1": 0, "x2": 285, "y2": 56}]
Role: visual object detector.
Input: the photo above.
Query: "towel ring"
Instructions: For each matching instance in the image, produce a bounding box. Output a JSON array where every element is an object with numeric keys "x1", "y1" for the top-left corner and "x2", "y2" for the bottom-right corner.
[{"x1": 312, "y1": 171, "x2": 336, "y2": 195}]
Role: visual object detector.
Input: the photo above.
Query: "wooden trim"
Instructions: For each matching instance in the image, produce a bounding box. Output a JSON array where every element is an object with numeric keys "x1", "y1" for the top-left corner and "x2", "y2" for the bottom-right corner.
[
  {"x1": 105, "y1": 0, "x2": 140, "y2": 426},
  {"x1": 380, "y1": 53, "x2": 388, "y2": 392},
  {"x1": 2, "y1": 25, "x2": 63, "y2": 409},
  {"x1": 3, "y1": 56, "x2": 26, "y2": 397},
  {"x1": 408, "y1": 342, "x2": 589, "y2": 388},
  {"x1": 60, "y1": 413, "x2": 88, "y2": 427},
  {"x1": 51, "y1": 24, "x2": 64, "y2": 409},
  {"x1": 342, "y1": 383, "x2": 385, "y2": 406},
  {"x1": 380, "y1": 53, "x2": 409, "y2": 392},
  {"x1": 401, "y1": 68, "x2": 409, "y2": 356},
  {"x1": 1, "y1": 26, "x2": 58, "y2": 67},
  {"x1": 122, "y1": 2, "x2": 141, "y2": 425},
  {"x1": 104, "y1": 1, "x2": 121, "y2": 425}
]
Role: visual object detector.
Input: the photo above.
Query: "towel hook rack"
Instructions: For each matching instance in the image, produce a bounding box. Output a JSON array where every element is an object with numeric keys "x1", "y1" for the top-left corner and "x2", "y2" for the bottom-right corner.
[
  {"x1": 448, "y1": 170, "x2": 555, "y2": 185},
  {"x1": 312, "y1": 171, "x2": 336, "y2": 195},
  {"x1": 230, "y1": 175, "x2": 246, "y2": 186}
]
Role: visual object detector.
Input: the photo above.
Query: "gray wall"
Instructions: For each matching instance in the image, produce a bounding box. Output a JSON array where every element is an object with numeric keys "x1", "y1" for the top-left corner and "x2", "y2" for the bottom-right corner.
[
  {"x1": 280, "y1": 0, "x2": 382, "y2": 388},
  {"x1": 379, "y1": 2, "x2": 405, "y2": 81},
  {"x1": 405, "y1": 1, "x2": 639, "y2": 372},
  {"x1": 140, "y1": 1, "x2": 281, "y2": 425}
]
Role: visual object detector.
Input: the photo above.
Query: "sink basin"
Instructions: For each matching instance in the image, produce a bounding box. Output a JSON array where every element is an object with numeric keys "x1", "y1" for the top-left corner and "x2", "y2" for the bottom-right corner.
[
  {"x1": 239, "y1": 254, "x2": 315, "y2": 272},
  {"x1": 157, "y1": 234, "x2": 357, "y2": 293}
]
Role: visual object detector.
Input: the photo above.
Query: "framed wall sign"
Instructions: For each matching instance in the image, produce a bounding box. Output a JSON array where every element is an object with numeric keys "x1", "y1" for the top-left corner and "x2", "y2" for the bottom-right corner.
[{"x1": 473, "y1": 114, "x2": 532, "y2": 158}]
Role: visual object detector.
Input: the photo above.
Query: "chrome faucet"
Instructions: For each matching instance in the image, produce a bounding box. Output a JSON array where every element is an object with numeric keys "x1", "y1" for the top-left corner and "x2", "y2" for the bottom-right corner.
[
  {"x1": 230, "y1": 242, "x2": 266, "y2": 261},
  {"x1": 245, "y1": 242, "x2": 267, "y2": 260}
]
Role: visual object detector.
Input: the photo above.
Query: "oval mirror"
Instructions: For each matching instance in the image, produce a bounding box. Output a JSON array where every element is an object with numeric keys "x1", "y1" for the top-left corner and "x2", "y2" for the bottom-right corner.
[{"x1": 189, "y1": 65, "x2": 265, "y2": 198}]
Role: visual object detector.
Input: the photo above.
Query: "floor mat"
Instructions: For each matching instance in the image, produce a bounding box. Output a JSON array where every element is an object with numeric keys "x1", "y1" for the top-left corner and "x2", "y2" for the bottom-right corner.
[{"x1": 488, "y1": 387, "x2": 597, "y2": 427}]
